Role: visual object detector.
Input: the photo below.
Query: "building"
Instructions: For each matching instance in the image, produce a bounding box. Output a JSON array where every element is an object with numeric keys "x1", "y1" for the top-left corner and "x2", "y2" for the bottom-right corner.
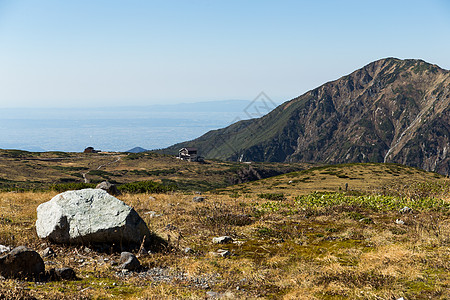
[
  {"x1": 84, "y1": 147, "x2": 100, "y2": 153},
  {"x1": 178, "y1": 147, "x2": 203, "y2": 162}
]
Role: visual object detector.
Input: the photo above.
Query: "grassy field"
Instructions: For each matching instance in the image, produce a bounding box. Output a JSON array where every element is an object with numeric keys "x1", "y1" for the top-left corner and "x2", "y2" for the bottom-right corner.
[
  {"x1": 0, "y1": 150, "x2": 308, "y2": 192},
  {"x1": 0, "y1": 156, "x2": 449, "y2": 299}
]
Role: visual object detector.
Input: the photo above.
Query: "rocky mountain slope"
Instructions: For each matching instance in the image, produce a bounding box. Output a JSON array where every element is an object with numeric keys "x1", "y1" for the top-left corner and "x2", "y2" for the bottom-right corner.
[{"x1": 164, "y1": 58, "x2": 450, "y2": 175}]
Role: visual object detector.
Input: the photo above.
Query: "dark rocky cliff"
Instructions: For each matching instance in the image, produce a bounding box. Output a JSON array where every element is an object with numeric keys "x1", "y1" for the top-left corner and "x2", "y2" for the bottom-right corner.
[{"x1": 163, "y1": 58, "x2": 450, "y2": 175}]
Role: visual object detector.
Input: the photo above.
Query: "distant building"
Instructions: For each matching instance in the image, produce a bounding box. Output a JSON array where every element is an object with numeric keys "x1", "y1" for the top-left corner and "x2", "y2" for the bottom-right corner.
[
  {"x1": 178, "y1": 147, "x2": 203, "y2": 162},
  {"x1": 84, "y1": 147, "x2": 100, "y2": 153}
]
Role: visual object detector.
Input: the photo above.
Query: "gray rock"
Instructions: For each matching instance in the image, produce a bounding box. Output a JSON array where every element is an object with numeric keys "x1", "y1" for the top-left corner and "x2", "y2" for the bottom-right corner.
[
  {"x1": 120, "y1": 252, "x2": 141, "y2": 271},
  {"x1": 144, "y1": 211, "x2": 162, "y2": 218},
  {"x1": 36, "y1": 189, "x2": 151, "y2": 247},
  {"x1": 399, "y1": 206, "x2": 412, "y2": 214},
  {"x1": 0, "y1": 246, "x2": 45, "y2": 279},
  {"x1": 212, "y1": 236, "x2": 233, "y2": 244},
  {"x1": 206, "y1": 291, "x2": 220, "y2": 298},
  {"x1": 42, "y1": 247, "x2": 56, "y2": 258},
  {"x1": 184, "y1": 247, "x2": 194, "y2": 254},
  {"x1": 395, "y1": 219, "x2": 405, "y2": 225},
  {"x1": 96, "y1": 181, "x2": 120, "y2": 196},
  {"x1": 216, "y1": 249, "x2": 231, "y2": 257},
  {"x1": 0, "y1": 245, "x2": 11, "y2": 254},
  {"x1": 193, "y1": 196, "x2": 205, "y2": 202}
]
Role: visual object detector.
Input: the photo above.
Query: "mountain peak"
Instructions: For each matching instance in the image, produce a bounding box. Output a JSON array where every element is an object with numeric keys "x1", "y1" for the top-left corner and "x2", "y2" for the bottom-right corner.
[{"x1": 163, "y1": 58, "x2": 450, "y2": 175}]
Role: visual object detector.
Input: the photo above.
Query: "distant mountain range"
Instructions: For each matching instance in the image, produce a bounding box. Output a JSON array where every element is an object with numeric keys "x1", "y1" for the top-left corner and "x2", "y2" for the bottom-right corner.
[{"x1": 163, "y1": 58, "x2": 450, "y2": 175}]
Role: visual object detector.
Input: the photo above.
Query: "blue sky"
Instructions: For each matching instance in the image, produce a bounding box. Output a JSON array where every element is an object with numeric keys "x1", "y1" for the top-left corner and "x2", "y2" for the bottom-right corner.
[{"x1": 0, "y1": 0, "x2": 449, "y2": 108}]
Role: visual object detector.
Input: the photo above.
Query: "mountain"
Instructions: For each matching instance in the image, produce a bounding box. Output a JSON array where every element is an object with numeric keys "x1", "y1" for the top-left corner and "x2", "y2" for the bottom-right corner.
[
  {"x1": 126, "y1": 147, "x2": 148, "y2": 153},
  {"x1": 163, "y1": 58, "x2": 450, "y2": 175}
]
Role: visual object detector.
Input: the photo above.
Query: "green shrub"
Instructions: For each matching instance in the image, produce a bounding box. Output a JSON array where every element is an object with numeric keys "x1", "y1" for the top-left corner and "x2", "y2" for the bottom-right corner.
[
  {"x1": 50, "y1": 182, "x2": 96, "y2": 192},
  {"x1": 258, "y1": 193, "x2": 285, "y2": 201},
  {"x1": 118, "y1": 181, "x2": 175, "y2": 194}
]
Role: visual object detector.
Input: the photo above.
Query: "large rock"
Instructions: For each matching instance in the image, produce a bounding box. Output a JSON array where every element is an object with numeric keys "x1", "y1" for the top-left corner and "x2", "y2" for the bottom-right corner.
[
  {"x1": 36, "y1": 189, "x2": 151, "y2": 247},
  {"x1": 0, "y1": 246, "x2": 45, "y2": 279}
]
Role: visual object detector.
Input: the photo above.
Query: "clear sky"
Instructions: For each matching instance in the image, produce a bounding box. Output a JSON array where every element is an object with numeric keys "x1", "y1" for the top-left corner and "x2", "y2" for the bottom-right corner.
[{"x1": 0, "y1": 0, "x2": 449, "y2": 108}]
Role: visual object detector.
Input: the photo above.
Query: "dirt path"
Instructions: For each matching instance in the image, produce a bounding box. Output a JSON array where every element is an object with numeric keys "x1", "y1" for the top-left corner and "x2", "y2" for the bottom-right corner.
[{"x1": 81, "y1": 155, "x2": 125, "y2": 183}]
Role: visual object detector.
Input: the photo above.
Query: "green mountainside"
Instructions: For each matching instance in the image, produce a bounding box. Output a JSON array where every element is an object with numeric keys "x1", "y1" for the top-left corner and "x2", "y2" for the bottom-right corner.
[{"x1": 163, "y1": 58, "x2": 450, "y2": 175}]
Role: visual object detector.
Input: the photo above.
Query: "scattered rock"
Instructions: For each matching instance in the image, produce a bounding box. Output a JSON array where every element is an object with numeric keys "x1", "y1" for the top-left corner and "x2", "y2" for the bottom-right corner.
[
  {"x1": 193, "y1": 196, "x2": 205, "y2": 202},
  {"x1": 47, "y1": 267, "x2": 77, "y2": 281},
  {"x1": 144, "y1": 211, "x2": 162, "y2": 218},
  {"x1": 36, "y1": 189, "x2": 152, "y2": 248},
  {"x1": 288, "y1": 180, "x2": 293, "y2": 184},
  {"x1": 212, "y1": 236, "x2": 233, "y2": 244},
  {"x1": 399, "y1": 206, "x2": 413, "y2": 214},
  {"x1": 0, "y1": 245, "x2": 11, "y2": 255},
  {"x1": 119, "y1": 252, "x2": 141, "y2": 271},
  {"x1": 395, "y1": 219, "x2": 405, "y2": 225},
  {"x1": 96, "y1": 181, "x2": 120, "y2": 196},
  {"x1": 148, "y1": 196, "x2": 156, "y2": 201},
  {"x1": 0, "y1": 246, "x2": 45, "y2": 279},
  {"x1": 216, "y1": 249, "x2": 231, "y2": 257},
  {"x1": 206, "y1": 291, "x2": 220, "y2": 298},
  {"x1": 184, "y1": 247, "x2": 194, "y2": 254},
  {"x1": 42, "y1": 247, "x2": 56, "y2": 258}
]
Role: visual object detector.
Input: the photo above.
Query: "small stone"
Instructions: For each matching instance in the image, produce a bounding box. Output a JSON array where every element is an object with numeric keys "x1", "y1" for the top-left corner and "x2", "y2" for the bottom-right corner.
[
  {"x1": 399, "y1": 206, "x2": 412, "y2": 214},
  {"x1": 119, "y1": 252, "x2": 141, "y2": 271},
  {"x1": 0, "y1": 245, "x2": 11, "y2": 255},
  {"x1": 212, "y1": 236, "x2": 233, "y2": 244},
  {"x1": 206, "y1": 291, "x2": 220, "y2": 298},
  {"x1": 395, "y1": 219, "x2": 405, "y2": 225},
  {"x1": 96, "y1": 181, "x2": 120, "y2": 196},
  {"x1": 144, "y1": 211, "x2": 161, "y2": 218},
  {"x1": 184, "y1": 247, "x2": 194, "y2": 254},
  {"x1": 288, "y1": 180, "x2": 293, "y2": 184},
  {"x1": 56, "y1": 267, "x2": 77, "y2": 280},
  {"x1": 148, "y1": 196, "x2": 156, "y2": 201},
  {"x1": 217, "y1": 249, "x2": 231, "y2": 257},
  {"x1": 42, "y1": 247, "x2": 56, "y2": 258},
  {"x1": 193, "y1": 196, "x2": 205, "y2": 203},
  {"x1": 47, "y1": 267, "x2": 77, "y2": 281}
]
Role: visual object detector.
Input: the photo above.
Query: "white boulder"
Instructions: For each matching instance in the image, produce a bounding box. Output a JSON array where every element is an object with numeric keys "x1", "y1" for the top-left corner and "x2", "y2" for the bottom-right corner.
[{"x1": 36, "y1": 189, "x2": 151, "y2": 247}]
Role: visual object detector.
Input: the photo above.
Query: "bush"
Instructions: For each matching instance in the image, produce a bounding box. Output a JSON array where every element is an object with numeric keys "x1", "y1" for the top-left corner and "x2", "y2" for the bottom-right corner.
[
  {"x1": 51, "y1": 182, "x2": 96, "y2": 192},
  {"x1": 118, "y1": 181, "x2": 175, "y2": 194},
  {"x1": 258, "y1": 193, "x2": 285, "y2": 201}
]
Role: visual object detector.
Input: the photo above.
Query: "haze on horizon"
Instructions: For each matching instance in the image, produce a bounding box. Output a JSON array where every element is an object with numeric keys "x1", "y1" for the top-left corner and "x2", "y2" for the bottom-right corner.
[{"x1": 0, "y1": 0, "x2": 449, "y2": 108}]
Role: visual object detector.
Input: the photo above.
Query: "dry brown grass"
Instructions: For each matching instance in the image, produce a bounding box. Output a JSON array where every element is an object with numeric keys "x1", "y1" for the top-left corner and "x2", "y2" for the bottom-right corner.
[{"x1": 0, "y1": 186, "x2": 449, "y2": 299}]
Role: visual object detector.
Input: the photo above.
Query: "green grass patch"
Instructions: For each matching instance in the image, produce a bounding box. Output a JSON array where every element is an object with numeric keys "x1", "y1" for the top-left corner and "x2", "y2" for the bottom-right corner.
[{"x1": 258, "y1": 193, "x2": 285, "y2": 201}]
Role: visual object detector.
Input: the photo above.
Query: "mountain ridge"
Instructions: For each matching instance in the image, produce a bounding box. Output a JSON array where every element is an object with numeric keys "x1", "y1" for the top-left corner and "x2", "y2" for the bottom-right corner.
[{"x1": 163, "y1": 58, "x2": 450, "y2": 175}]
